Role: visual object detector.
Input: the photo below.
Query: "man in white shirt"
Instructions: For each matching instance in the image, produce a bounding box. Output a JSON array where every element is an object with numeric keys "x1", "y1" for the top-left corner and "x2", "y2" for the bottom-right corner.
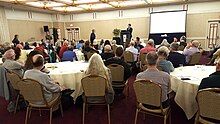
[{"x1": 125, "y1": 41, "x2": 138, "y2": 61}]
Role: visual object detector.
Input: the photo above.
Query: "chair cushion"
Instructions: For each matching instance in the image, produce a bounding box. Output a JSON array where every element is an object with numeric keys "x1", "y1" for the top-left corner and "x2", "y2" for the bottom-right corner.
[
  {"x1": 29, "y1": 93, "x2": 61, "y2": 107},
  {"x1": 139, "y1": 103, "x2": 170, "y2": 114}
]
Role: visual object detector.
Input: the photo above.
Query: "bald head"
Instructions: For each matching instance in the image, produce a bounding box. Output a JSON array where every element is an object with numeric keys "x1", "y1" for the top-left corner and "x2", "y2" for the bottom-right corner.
[{"x1": 32, "y1": 54, "x2": 44, "y2": 68}]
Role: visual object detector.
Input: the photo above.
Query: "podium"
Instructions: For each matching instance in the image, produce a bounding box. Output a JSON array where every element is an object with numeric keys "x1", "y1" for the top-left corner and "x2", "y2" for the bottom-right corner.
[{"x1": 120, "y1": 30, "x2": 131, "y2": 47}]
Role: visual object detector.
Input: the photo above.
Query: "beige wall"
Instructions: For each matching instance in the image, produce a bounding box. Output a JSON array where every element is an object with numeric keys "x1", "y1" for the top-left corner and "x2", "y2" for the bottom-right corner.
[
  {"x1": 65, "y1": 17, "x2": 149, "y2": 40},
  {"x1": 7, "y1": 19, "x2": 52, "y2": 43},
  {"x1": 53, "y1": 22, "x2": 65, "y2": 39},
  {"x1": 65, "y1": 12, "x2": 220, "y2": 48}
]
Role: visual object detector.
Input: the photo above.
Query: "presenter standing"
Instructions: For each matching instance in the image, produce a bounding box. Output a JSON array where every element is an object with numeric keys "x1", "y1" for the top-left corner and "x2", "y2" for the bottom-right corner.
[
  {"x1": 127, "y1": 24, "x2": 133, "y2": 40},
  {"x1": 90, "y1": 29, "x2": 96, "y2": 46}
]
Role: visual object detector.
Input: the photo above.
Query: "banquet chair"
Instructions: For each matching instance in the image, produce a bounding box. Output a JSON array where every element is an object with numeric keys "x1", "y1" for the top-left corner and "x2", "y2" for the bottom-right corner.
[
  {"x1": 6, "y1": 70, "x2": 22, "y2": 114},
  {"x1": 124, "y1": 51, "x2": 135, "y2": 63},
  {"x1": 133, "y1": 79, "x2": 171, "y2": 124},
  {"x1": 81, "y1": 75, "x2": 110, "y2": 124},
  {"x1": 86, "y1": 52, "x2": 95, "y2": 61},
  {"x1": 139, "y1": 53, "x2": 147, "y2": 71},
  {"x1": 188, "y1": 52, "x2": 202, "y2": 65},
  {"x1": 107, "y1": 64, "x2": 129, "y2": 97},
  {"x1": 195, "y1": 88, "x2": 220, "y2": 124},
  {"x1": 18, "y1": 79, "x2": 63, "y2": 124}
]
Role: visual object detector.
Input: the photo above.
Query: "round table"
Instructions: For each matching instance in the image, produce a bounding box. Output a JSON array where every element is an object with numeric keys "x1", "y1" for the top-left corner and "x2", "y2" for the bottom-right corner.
[
  {"x1": 45, "y1": 61, "x2": 89, "y2": 101},
  {"x1": 170, "y1": 65, "x2": 216, "y2": 119}
]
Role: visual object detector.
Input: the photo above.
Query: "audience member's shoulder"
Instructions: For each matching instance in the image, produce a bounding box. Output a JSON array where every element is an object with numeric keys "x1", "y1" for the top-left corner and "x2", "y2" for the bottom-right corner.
[
  {"x1": 136, "y1": 71, "x2": 145, "y2": 79},
  {"x1": 159, "y1": 71, "x2": 170, "y2": 77}
]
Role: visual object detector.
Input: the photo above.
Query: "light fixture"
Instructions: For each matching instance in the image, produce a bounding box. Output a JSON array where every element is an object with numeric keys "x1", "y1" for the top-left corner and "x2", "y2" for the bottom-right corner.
[
  {"x1": 26, "y1": 1, "x2": 65, "y2": 8},
  {"x1": 53, "y1": 6, "x2": 84, "y2": 12},
  {"x1": 78, "y1": 3, "x2": 112, "y2": 10}
]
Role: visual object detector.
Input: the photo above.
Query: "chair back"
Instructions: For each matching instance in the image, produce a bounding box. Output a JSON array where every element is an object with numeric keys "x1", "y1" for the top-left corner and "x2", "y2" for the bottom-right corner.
[
  {"x1": 107, "y1": 64, "x2": 124, "y2": 82},
  {"x1": 133, "y1": 79, "x2": 162, "y2": 107},
  {"x1": 140, "y1": 53, "x2": 147, "y2": 70},
  {"x1": 18, "y1": 79, "x2": 47, "y2": 105},
  {"x1": 87, "y1": 52, "x2": 94, "y2": 60},
  {"x1": 197, "y1": 88, "x2": 220, "y2": 121},
  {"x1": 6, "y1": 70, "x2": 22, "y2": 90},
  {"x1": 124, "y1": 51, "x2": 134, "y2": 63},
  {"x1": 81, "y1": 75, "x2": 107, "y2": 97},
  {"x1": 188, "y1": 52, "x2": 202, "y2": 65}
]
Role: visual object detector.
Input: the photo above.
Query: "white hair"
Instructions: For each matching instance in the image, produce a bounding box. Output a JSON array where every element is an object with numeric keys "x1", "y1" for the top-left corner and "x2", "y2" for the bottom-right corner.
[
  {"x1": 158, "y1": 46, "x2": 170, "y2": 56},
  {"x1": 85, "y1": 53, "x2": 110, "y2": 83}
]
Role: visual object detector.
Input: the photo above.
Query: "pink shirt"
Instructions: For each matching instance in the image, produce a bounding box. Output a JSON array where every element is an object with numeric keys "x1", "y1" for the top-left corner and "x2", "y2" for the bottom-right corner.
[{"x1": 140, "y1": 46, "x2": 156, "y2": 54}]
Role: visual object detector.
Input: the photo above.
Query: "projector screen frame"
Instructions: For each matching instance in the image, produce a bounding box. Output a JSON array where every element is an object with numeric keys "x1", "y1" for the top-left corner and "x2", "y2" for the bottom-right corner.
[
  {"x1": 149, "y1": 10, "x2": 187, "y2": 34},
  {"x1": 149, "y1": 10, "x2": 187, "y2": 45}
]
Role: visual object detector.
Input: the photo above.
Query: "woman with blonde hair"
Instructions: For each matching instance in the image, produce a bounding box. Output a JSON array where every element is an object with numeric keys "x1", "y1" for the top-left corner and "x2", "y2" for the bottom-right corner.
[{"x1": 84, "y1": 53, "x2": 114, "y2": 104}]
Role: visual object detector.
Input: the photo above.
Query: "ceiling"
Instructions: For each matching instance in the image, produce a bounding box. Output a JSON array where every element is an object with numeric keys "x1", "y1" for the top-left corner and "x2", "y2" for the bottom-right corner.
[{"x1": 0, "y1": 0, "x2": 218, "y2": 14}]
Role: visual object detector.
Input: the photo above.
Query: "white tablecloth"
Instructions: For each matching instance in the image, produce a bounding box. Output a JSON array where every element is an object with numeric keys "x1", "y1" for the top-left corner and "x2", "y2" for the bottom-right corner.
[
  {"x1": 170, "y1": 65, "x2": 215, "y2": 119},
  {"x1": 45, "y1": 61, "x2": 89, "y2": 101}
]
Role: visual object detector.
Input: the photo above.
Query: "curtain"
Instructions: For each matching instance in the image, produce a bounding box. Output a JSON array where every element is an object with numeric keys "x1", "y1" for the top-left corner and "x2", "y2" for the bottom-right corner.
[{"x1": 0, "y1": 7, "x2": 10, "y2": 44}]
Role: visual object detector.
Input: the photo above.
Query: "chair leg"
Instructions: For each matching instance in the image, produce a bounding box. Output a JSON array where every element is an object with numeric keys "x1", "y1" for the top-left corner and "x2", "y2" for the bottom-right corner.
[
  {"x1": 28, "y1": 107, "x2": 32, "y2": 118},
  {"x1": 107, "y1": 104, "x2": 111, "y2": 124},
  {"x1": 134, "y1": 109, "x2": 139, "y2": 124},
  {"x1": 39, "y1": 109, "x2": 42, "y2": 116},
  {"x1": 14, "y1": 94, "x2": 20, "y2": 114},
  {"x1": 60, "y1": 103, "x2": 64, "y2": 117},
  {"x1": 194, "y1": 112, "x2": 199, "y2": 124},
  {"x1": 164, "y1": 115, "x2": 167, "y2": 124},
  {"x1": 82, "y1": 103, "x2": 86, "y2": 124},
  {"x1": 50, "y1": 108, "x2": 53, "y2": 124},
  {"x1": 25, "y1": 106, "x2": 29, "y2": 124},
  {"x1": 169, "y1": 111, "x2": 171, "y2": 124}
]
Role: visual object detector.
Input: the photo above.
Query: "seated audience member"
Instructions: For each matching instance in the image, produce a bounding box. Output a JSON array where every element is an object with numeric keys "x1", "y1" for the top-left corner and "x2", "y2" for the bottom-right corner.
[
  {"x1": 198, "y1": 59, "x2": 220, "y2": 90},
  {"x1": 76, "y1": 40, "x2": 84, "y2": 50},
  {"x1": 55, "y1": 40, "x2": 62, "y2": 54},
  {"x1": 34, "y1": 43, "x2": 49, "y2": 60},
  {"x1": 59, "y1": 40, "x2": 69, "y2": 59},
  {"x1": 167, "y1": 42, "x2": 186, "y2": 68},
  {"x1": 180, "y1": 35, "x2": 187, "y2": 47},
  {"x1": 62, "y1": 46, "x2": 77, "y2": 62},
  {"x1": 102, "y1": 40, "x2": 112, "y2": 53},
  {"x1": 158, "y1": 39, "x2": 170, "y2": 48},
  {"x1": 173, "y1": 37, "x2": 178, "y2": 43},
  {"x1": 82, "y1": 40, "x2": 98, "y2": 61},
  {"x1": 105, "y1": 46, "x2": 131, "y2": 81},
  {"x1": 125, "y1": 41, "x2": 138, "y2": 61},
  {"x1": 134, "y1": 37, "x2": 144, "y2": 52},
  {"x1": 24, "y1": 50, "x2": 48, "y2": 73},
  {"x1": 157, "y1": 46, "x2": 174, "y2": 74},
  {"x1": 136, "y1": 51, "x2": 170, "y2": 108},
  {"x1": 100, "y1": 45, "x2": 114, "y2": 60},
  {"x1": 23, "y1": 42, "x2": 32, "y2": 50},
  {"x1": 84, "y1": 53, "x2": 114, "y2": 104},
  {"x1": 16, "y1": 44, "x2": 27, "y2": 64},
  {"x1": 183, "y1": 40, "x2": 200, "y2": 63},
  {"x1": 2, "y1": 49, "x2": 23, "y2": 76},
  {"x1": 49, "y1": 47, "x2": 60, "y2": 63},
  {"x1": 23, "y1": 54, "x2": 62, "y2": 104},
  {"x1": 140, "y1": 39, "x2": 156, "y2": 54}
]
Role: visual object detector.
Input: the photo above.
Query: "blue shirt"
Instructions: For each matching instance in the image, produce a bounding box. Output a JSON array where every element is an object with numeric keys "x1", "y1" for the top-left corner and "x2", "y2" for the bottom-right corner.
[{"x1": 62, "y1": 50, "x2": 77, "y2": 61}]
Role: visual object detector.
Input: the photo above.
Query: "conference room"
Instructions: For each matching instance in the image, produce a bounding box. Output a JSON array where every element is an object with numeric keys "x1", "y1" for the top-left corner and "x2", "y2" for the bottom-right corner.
[{"x1": 0, "y1": 0, "x2": 220, "y2": 124}]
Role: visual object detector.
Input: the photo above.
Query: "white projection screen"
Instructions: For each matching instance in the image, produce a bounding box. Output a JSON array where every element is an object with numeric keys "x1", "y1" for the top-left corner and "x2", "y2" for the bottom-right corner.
[{"x1": 150, "y1": 11, "x2": 187, "y2": 34}]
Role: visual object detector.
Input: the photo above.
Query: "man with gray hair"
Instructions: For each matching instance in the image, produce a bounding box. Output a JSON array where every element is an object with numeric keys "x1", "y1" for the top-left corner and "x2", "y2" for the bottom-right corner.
[
  {"x1": 125, "y1": 40, "x2": 138, "y2": 61},
  {"x1": 183, "y1": 40, "x2": 200, "y2": 63},
  {"x1": 167, "y1": 42, "x2": 186, "y2": 68},
  {"x1": 140, "y1": 39, "x2": 156, "y2": 54},
  {"x1": 136, "y1": 51, "x2": 171, "y2": 108}
]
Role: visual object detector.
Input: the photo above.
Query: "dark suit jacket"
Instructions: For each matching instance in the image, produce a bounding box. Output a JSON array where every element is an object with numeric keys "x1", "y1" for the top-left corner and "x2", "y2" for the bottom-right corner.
[
  {"x1": 104, "y1": 57, "x2": 131, "y2": 81},
  {"x1": 90, "y1": 33, "x2": 96, "y2": 44},
  {"x1": 167, "y1": 51, "x2": 186, "y2": 68},
  {"x1": 127, "y1": 27, "x2": 133, "y2": 39},
  {"x1": 199, "y1": 71, "x2": 220, "y2": 90},
  {"x1": 100, "y1": 52, "x2": 115, "y2": 61}
]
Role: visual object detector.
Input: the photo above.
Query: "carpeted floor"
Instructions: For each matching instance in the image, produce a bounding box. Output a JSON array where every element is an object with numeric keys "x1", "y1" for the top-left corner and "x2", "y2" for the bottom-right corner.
[{"x1": 0, "y1": 75, "x2": 195, "y2": 124}]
